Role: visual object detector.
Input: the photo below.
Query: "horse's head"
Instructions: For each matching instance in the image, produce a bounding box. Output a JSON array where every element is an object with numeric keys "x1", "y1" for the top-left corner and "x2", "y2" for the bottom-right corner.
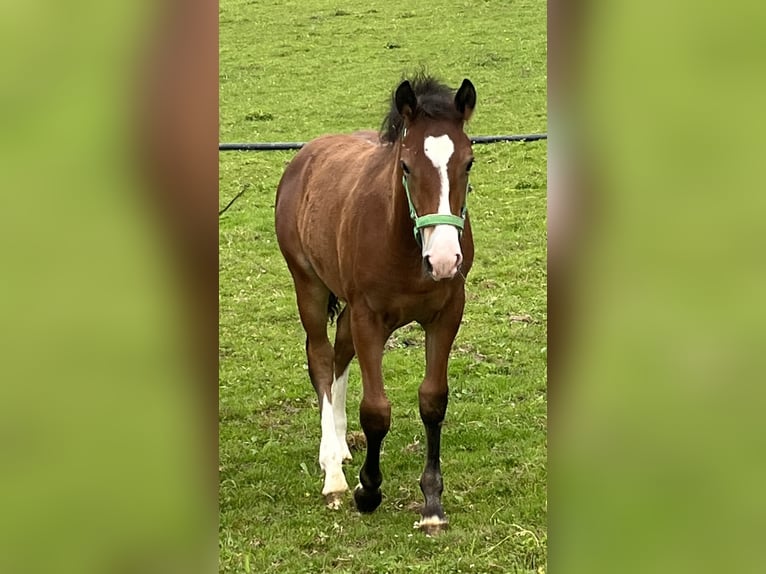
[{"x1": 395, "y1": 78, "x2": 476, "y2": 281}]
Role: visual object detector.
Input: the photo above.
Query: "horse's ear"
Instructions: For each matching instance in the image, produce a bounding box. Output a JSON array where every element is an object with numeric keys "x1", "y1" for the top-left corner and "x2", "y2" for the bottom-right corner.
[
  {"x1": 395, "y1": 80, "x2": 417, "y2": 122},
  {"x1": 455, "y1": 79, "x2": 476, "y2": 122}
]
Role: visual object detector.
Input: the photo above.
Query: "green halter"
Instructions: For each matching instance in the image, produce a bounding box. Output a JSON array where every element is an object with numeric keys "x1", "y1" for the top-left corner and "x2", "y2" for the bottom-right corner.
[{"x1": 402, "y1": 174, "x2": 469, "y2": 246}]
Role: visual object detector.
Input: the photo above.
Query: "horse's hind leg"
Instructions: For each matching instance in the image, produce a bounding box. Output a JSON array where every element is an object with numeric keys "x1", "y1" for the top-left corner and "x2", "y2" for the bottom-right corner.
[
  {"x1": 332, "y1": 306, "x2": 355, "y2": 462},
  {"x1": 290, "y1": 270, "x2": 349, "y2": 508}
]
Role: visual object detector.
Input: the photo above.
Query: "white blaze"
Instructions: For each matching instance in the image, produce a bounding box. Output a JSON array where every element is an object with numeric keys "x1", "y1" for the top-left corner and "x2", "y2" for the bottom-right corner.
[
  {"x1": 423, "y1": 135, "x2": 454, "y2": 214},
  {"x1": 422, "y1": 134, "x2": 462, "y2": 279}
]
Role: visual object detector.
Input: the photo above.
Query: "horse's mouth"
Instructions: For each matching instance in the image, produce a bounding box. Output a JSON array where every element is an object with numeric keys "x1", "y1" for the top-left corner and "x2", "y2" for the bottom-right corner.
[{"x1": 422, "y1": 255, "x2": 462, "y2": 281}]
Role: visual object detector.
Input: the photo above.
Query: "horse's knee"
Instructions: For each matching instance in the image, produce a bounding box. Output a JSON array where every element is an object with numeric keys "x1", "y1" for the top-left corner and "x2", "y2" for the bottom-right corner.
[
  {"x1": 360, "y1": 396, "x2": 391, "y2": 438},
  {"x1": 418, "y1": 384, "x2": 448, "y2": 424}
]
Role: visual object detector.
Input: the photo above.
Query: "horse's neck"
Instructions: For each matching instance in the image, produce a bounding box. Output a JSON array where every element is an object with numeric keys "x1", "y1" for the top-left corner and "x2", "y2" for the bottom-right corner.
[
  {"x1": 378, "y1": 143, "x2": 411, "y2": 235},
  {"x1": 350, "y1": 139, "x2": 413, "y2": 251},
  {"x1": 377, "y1": 144, "x2": 421, "y2": 258}
]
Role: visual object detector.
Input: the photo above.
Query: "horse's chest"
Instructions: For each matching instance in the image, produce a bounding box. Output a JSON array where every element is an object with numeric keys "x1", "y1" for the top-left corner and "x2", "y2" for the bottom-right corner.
[{"x1": 364, "y1": 287, "x2": 453, "y2": 326}]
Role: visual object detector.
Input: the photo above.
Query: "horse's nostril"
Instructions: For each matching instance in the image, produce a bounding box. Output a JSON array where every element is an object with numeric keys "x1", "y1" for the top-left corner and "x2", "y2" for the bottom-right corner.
[
  {"x1": 455, "y1": 253, "x2": 463, "y2": 268},
  {"x1": 424, "y1": 255, "x2": 433, "y2": 274}
]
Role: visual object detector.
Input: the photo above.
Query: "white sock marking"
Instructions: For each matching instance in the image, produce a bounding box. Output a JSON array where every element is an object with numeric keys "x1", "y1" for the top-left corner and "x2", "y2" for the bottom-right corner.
[
  {"x1": 332, "y1": 366, "x2": 352, "y2": 461},
  {"x1": 417, "y1": 515, "x2": 448, "y2": 526},
  {"x1": 319, "y1": 394, "x2": 349, "y2": 496},
  {"x1": 415, "y1": 515, "x2": 449, "y2": 531}
]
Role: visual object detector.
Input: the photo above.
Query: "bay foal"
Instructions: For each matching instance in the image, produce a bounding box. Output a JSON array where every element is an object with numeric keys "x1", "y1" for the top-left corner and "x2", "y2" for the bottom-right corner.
[{"x1": 275, "y1": 75, "x2": 476, "y2": 533}]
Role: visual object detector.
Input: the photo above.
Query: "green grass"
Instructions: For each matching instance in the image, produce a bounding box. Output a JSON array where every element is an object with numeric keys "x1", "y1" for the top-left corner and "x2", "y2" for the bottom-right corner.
[{"x1": 220, "y1": 1, "x2": 547, "y2": 572}]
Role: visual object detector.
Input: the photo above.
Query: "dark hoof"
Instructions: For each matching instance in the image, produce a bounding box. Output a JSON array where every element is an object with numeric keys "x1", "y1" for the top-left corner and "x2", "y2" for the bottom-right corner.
[{"x1": 353, "y1": 484, "x2": 382, "y2": 513}]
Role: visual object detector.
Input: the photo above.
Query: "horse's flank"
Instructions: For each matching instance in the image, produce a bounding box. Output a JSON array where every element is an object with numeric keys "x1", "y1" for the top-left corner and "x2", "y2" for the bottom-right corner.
[{"x1": 275, "y1": 132, "x2": 396, "y2": 293}]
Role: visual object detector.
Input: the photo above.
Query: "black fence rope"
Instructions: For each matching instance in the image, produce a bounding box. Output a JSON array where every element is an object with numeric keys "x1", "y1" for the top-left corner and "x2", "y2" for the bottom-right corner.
[
  {"x1": 218, "y1": 133, "x2": 547, "y2": 216},
  {"x1": 219, "y1": 133, "x2": 547, "y2": 152}
]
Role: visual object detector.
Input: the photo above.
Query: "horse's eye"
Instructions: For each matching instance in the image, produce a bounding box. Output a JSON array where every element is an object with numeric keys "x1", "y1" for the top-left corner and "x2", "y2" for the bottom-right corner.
[
  {"x1": 466, "y1": 159, "x2": 474, "y2": 173},
  {"x1": 400, "y1": 161, "x2": 410, "y2": 175}
]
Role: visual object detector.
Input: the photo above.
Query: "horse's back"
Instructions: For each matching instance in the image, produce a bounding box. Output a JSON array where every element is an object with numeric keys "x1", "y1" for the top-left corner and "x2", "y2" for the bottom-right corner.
[{"x1": 276, "y1": 133, "x2": 378, "y2": 207}]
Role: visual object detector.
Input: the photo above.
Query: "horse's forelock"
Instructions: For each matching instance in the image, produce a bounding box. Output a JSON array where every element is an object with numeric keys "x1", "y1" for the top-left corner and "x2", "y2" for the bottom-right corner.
[{"x1": 380, "y1": 73, "x2": 463, "y2": 144}]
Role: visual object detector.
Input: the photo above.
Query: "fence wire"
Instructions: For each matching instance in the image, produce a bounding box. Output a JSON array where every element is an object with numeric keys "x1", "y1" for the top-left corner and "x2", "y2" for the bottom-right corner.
[{"x1": 219, "y1": 133, "x2": 547, "y2": 152}]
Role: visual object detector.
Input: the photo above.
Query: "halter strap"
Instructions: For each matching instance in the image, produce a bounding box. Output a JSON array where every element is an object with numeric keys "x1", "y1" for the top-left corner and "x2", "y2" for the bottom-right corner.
[{"x1": 402, "y1": 175, "x2": 469, "y2": 246}]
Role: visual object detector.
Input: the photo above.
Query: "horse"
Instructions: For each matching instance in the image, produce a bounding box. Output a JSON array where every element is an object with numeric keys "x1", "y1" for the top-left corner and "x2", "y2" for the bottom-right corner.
[{"x1": 275, "y1": 74, "x2": 476, "y2": 534}]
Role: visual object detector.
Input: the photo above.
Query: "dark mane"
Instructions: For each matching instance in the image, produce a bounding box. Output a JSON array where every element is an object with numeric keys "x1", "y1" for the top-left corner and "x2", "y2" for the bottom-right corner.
[{"x1": 380, "y1": 73, "x2": 463, "y2": 144}]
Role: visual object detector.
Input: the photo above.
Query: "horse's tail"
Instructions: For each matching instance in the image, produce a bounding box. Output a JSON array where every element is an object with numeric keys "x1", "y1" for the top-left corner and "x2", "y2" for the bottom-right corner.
[{"x1": 327, "y1": 292, "x2": 341, "y2": 325}]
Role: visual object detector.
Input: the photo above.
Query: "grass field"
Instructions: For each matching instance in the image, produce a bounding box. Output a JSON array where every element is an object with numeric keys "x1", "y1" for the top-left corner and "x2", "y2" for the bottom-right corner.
[{"x1": 219, "y1": 1, "x2": 547, "y2": 572}]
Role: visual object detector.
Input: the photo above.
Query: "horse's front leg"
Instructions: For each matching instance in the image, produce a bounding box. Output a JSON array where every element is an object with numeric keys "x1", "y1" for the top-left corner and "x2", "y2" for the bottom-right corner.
[
  {"x1": 417, "y1": 294, "x2": 464, "y2": 534},
  {"x1": 349, "y1": 304, "x2": 391, "y2": 513}
]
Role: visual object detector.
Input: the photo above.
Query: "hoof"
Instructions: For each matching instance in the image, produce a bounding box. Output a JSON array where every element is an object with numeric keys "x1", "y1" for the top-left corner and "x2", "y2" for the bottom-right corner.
[
  {"x1": 325, "y1": 492, "x2": 344, "y2": 510},
  {"x1": 353, "y1": 484, "x2": 382, "y2": 513},
  {"x1": 415, "y1": 515, "x2": 449, "y2": 536}
]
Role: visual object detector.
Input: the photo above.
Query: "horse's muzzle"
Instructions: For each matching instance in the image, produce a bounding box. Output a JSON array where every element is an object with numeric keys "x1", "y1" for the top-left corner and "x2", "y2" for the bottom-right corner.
[
  {"x1": 422, "y1": 223, "x2": 463, "y2": 281},
  {"x1": 423, "y1": 252, "x2": 462, "y2": 281}
]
